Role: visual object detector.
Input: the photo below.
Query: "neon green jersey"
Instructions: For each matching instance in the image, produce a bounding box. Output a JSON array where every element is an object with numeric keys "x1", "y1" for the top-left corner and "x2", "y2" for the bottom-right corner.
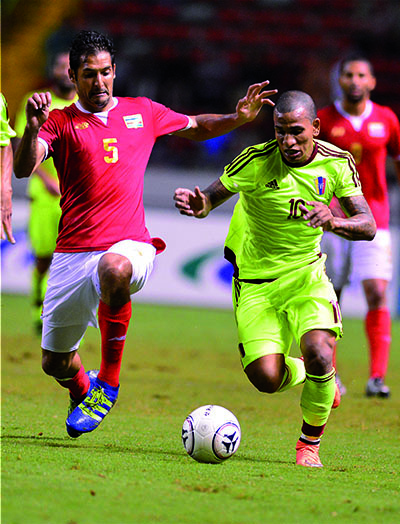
[
  {"x1": 0, "y1": 93, "x2": 16, "y2": 146},
  {"x1": 14, "y1": 89, "x2": 78, "y2": 200},
  {"x1": 220, "y1": 139, "x2": 363, "y2": 279}
]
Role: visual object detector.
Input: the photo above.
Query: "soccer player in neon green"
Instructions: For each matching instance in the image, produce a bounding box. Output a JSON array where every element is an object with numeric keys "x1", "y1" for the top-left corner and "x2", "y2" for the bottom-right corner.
[
  {"x1": 14, "y1": 51, "x2": 77, "y2": 333},
  {"x1": 174, "y1": 90, "x2": 376, "y2": 467},
  {"x1": 1, "y1": 93, "x2": 17, "y2": 243}
]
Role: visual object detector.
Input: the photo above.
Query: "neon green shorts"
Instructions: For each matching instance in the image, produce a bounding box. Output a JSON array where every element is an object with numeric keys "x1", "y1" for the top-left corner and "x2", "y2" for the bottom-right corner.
[
  {"x1": 28, "y1": 196, "x2": 61, "y2": 257},
  {"x1": 232, "y1": 256, "x2": 343, "y2": 369}
]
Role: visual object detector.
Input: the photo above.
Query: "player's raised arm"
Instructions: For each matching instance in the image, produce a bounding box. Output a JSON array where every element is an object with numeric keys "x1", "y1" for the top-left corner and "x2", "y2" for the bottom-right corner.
[
  {"x1": 14, "y1": 92, "x2": 51, "y2": 179},
  {"x1": 174, "y1": 179, "x2": 235, "y2": 218},
  {"x1": 299, "y1": 195, "x2": 376, "y2": 240},
  {"x1": 173, "y1": 81, "x2": 278, "y2": 142}
]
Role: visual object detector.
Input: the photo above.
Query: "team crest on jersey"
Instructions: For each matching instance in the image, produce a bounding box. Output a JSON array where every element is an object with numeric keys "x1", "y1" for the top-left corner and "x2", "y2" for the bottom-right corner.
[
  {"x1": 75, "y1": 122, "x2": 89, "y2": 130},
  {"x1": 368, "y1": 122, "x2": 385, "y2": 138},
  {"x1": 331, "y1": 126, "x2": 345, "y2": 138},
  {"x1": 123, "y1": 114, "x2": 144, "y2": 129},
  {"x1": 314, "y1": 176, "x2": 326, "y2": 195}
]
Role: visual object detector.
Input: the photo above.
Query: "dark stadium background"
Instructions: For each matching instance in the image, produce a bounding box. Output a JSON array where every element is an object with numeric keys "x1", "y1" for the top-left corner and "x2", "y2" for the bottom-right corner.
[{"x1": 3, "y1": 0, "x2": 400, "y2": 178}]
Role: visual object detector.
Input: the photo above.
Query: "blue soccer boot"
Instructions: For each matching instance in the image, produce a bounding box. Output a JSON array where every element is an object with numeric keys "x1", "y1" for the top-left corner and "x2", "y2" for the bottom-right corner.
[{"x1": 66, "y1": 376, "x2": 119, "y2": 437}]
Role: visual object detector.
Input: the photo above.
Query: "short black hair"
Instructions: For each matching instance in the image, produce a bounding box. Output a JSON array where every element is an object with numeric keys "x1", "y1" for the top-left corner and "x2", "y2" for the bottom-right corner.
[
  {"x1": 338, "y1": 55, "x2": 375, "y2": 76},
  {"x1": 69, "y1": 30, "x2": 116, "y2": 75},
  {"x1": 274, "y1": 90, "x2": 317, "y2": 122}
]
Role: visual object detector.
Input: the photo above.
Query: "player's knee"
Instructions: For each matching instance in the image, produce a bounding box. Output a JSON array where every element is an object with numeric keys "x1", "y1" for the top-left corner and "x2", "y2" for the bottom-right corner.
[
  {"x1": 302, "y1": 343, "x2": 333, "y2": 375},
  {"x1": 98, "y1": 253, "x2": 132, "y2": 304},
  {"x1": 245, "y1": 361, "x2": 283, "y2": 394},
  {"x1": 301, "y1": 330, "x2": 335, "y2": 375},
  {"x1": 99, "y1": 253, "x2": 132, "y2": 284},
  {"x1": 41, "y1": 351, "x2": 71, "y2": 378}
]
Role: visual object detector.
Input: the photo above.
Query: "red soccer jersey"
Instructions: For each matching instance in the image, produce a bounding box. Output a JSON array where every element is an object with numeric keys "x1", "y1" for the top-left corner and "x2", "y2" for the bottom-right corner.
[
  {"x1": 38, "y1": 97, "x2": 190, "y2": 252},
  {"x1": 318, "y1": 100, "x2": 400, "y2": 229}
]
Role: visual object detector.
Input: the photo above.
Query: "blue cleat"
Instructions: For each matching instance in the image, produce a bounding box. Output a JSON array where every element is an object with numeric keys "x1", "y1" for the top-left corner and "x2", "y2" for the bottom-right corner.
[
  {"x1": 66, "y1": 376, "x2": 119, "y2": 437},
  {"x1": 66, "y1": 370, "x2": 99, "y2": 438},
  {"x1": 67, "y1": 369, "x2": 99, "y2": 417}
]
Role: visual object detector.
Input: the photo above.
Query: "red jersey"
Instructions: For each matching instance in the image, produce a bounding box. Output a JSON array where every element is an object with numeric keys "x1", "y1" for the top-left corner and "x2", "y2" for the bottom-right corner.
[
  {"x1": 318, "y1": 100, "x2": 400, "y2": 229},
  {"x1": 38, "y1": 97, "x2": 190, "y2": 252}
]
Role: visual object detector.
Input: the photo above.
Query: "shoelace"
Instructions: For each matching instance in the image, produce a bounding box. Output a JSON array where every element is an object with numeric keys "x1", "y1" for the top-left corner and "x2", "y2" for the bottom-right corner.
[{"x1": 84, "y1": 387, "x2": 112, "y2": 409}]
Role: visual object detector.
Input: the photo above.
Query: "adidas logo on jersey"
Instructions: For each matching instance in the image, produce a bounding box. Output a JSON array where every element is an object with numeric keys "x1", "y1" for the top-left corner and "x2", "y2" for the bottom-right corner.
[{"x1": 265, "y1": 179, "x2": 280, "y2": 190}]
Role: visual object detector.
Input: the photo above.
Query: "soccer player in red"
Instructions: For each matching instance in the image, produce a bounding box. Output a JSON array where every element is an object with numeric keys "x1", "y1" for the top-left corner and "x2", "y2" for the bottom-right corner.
[
  {"x1": 14, "y1": 30, "x2": 277, "y2": 437},
  {"x1": 318, "y1": 57, "x2": 400, "y2": 398}
]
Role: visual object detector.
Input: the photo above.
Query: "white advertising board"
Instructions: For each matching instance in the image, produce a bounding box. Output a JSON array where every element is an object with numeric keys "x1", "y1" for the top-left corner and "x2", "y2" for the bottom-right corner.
[{"x1": 1, "y1": 201, "x2": 399, "y2": 316}]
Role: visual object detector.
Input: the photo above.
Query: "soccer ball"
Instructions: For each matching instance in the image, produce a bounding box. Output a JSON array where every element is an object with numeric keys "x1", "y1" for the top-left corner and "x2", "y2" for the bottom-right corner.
[{"x1": 181, "y1": 405, "x2": 241, "y2": 463}]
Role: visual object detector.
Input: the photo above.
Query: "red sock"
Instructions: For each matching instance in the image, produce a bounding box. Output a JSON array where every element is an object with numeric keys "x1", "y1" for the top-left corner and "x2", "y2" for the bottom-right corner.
[
  {"x1": 56, "y1": 366, "x2": 90, "y2": 401},
  {"x1": 365, "y1": 307, "x2": 391, "y2": 378},
  {"x1": 98, "y1": 300, "x2": 132, "y2": 387}
]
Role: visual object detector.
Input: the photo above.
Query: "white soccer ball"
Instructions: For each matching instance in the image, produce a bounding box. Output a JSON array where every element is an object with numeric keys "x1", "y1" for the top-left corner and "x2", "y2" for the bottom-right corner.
[{"x1": 182, "y1": 404, "x2": 241, "y2": 463}]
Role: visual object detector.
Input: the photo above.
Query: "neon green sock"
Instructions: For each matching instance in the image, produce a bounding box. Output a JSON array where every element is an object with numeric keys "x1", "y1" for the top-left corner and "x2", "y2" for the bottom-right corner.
[
  {"x1": 300, "y1": 369, "x2": 335, "y2": 427},
  {"x1": 278, "y1": 356, "x2": 306, "y2": 392},
  {"x1": 32, "y1": 268, "x2": 48, "y2": 303}
]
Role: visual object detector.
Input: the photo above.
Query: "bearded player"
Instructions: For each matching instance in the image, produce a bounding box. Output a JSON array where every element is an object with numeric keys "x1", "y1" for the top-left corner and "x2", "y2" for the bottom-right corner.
[{"x1": 14, "y1": 30, "x2": 278, "y2": 438}]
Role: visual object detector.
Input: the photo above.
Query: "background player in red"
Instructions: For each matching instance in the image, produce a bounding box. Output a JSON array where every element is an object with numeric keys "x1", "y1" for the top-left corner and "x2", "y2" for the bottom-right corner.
[
  {"x1": 318, "y1": 57, "x2": 400, "y2": 398},
  {"x1": 14, "y1": 30, "x2": 277, "y2": 438}
]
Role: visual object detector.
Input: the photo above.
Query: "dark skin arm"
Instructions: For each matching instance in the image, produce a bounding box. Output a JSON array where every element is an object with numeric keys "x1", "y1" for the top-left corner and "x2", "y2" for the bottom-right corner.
[
  {"x1": 299, "y1": 195, "x2": 376, "y2": 240},
  {"x1": 175, "y1": 179, "x2": 377, "y2": 243},
  {"x1": 173, "y1": 179, "x2": 235, "y2": 218}
]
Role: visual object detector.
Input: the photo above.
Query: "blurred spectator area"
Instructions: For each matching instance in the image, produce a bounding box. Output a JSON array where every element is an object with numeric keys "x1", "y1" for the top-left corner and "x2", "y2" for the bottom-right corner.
[
  {"x1": 3, "y1": 0, "x2": 400, "y2": 180},
  {"x1": 77, "y1": 0, "x2": 400, "y2": 111},
  {"x1": 72, "y1": 0, "x2": 400, "y2": 178}
]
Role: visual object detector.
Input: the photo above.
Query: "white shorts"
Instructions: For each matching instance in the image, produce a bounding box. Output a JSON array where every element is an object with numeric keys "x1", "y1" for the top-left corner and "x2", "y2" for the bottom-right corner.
[
  {"x1": 321, "y1": 229, "x2": 392, "y2": 289},
  {"x1": 41, "y1": 240, "x2": 156, "y2": 352},
  {"x1": 320, "y1": 232, "x2": 352, "y2": 290}
]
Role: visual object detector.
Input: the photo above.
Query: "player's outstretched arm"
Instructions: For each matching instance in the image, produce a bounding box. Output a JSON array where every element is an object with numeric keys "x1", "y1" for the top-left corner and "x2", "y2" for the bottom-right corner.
[
  {"x1": 14, "y1": 92, "x2": 51, "y2": 179},
  {"x1": 174, "y1": 179, "x2": 235, "y2": 218},
  {"x1": 299, "y1": 195, "x2": 376, "y2": 241},
  {"x1": 174, "y1": 81, "x2": 277, "y2": 142}
]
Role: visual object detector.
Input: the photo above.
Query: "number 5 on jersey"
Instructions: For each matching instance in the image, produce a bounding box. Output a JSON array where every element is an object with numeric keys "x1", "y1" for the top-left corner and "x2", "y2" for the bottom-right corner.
[{"x1": 103, "y1": 138, "x2": 119, "y2": 164}]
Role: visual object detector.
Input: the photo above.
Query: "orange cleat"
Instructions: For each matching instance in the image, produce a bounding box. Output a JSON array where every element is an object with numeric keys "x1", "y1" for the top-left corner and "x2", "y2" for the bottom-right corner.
[
  {"x1": 332, "y1": 382, "x2": 341, "y2": 409},
  {"x1": 295, "y1": 440, "x2": 323, "y2": 467}
]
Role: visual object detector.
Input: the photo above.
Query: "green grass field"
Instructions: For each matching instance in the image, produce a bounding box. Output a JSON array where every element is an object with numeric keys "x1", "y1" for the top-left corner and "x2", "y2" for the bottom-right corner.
[{"x1": 1, "y1": 294, "x2": 400, "y2": 524}]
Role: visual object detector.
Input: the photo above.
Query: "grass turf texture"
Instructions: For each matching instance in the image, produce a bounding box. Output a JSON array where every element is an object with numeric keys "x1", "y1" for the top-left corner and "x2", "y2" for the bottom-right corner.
[{"x1": 1, "y1": 293, "x2": 400, "y2": 524}]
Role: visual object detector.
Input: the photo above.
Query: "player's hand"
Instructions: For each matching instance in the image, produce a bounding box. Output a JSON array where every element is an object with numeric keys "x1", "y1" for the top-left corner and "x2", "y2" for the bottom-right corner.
[
  {"x1": 26, "y1": 92, "x2": 52, "y2": 131},
  {"x1": 174, "y1": 186, "x2": 211, "y2": 218},
  {"x1": 1, "y1": 192, "x2": 16, "y2": 244},
  {"x1": 236, "y1": 81, "x2": 278, "y2": 122},
  {"x1": 299, "y1": 201, "x2": 334, "y2": 230}
]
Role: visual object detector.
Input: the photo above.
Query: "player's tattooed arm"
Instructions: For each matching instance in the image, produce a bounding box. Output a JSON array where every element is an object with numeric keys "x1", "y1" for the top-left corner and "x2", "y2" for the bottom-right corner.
[
  {"x1": 326, "y1": 195, "x2": 376, "y2": 240},
  {"x1": 174, "y1": 179, "x2": 235, "y2": 218}
]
